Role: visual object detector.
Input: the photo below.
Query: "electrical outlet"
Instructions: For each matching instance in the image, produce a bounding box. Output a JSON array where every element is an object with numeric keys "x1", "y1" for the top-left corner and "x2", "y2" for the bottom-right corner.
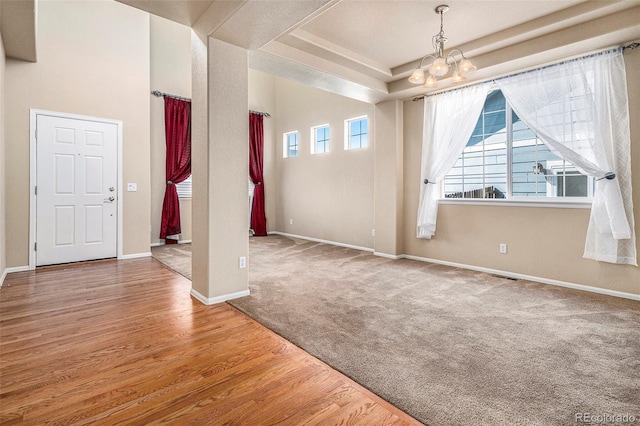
[
  {"x1": 371, "y1": 229, "x2": 376, "y2": 237},
  {"x1": 239, "y1": 256, "x2": 246, "y2": 269},
  {"x1": 127, "y1": 183, "x2": 137, "y2": 192},
  {"x1": 499, "y1": 243, "x2": 508, "y2": 254},
  {"x1": 289, "y1": 218, "x2": 293, "y2": 225}
]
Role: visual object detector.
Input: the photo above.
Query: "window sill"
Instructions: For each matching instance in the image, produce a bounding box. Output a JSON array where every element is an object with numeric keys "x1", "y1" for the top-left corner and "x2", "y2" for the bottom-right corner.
[{"x1": 437, "y1": 198, "x2": 592, "y2": 209}]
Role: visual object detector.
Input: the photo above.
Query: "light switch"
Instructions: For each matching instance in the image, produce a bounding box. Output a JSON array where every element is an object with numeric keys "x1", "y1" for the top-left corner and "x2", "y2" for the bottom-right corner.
[{"x1": 127, "y1": 183, "x2": 137, "y2": 192}]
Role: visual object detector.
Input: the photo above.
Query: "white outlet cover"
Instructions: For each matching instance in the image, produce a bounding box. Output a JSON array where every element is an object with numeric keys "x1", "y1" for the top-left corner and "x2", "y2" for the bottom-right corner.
[{"x1": 127, "y1": 183, "x2": 137, "y2": 192}]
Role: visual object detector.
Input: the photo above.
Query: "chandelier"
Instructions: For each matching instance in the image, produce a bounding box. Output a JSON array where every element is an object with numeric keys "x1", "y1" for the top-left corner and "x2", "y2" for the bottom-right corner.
[{"x1": 408, "y1": 5, "x2": 477, "y2": 88}]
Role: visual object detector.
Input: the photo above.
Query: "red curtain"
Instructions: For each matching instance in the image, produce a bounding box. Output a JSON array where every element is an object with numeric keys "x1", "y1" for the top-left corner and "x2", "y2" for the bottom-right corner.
[
  {"x1": 249, "y1": 113, "x2": 267, "y2": 236},
  {"x1": 160, "y1": 97, "x2": 191, "y2": 240}
]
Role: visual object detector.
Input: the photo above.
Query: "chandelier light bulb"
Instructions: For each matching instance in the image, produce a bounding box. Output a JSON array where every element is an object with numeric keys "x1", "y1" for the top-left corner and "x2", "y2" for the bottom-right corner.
[
  {"x1": 429, "y1": 57, "x2": 449, "y2": 77},
  {"x1": 451, "y1": 70, "x2": 466, "y2": 85},
  {"x1": 409, "y1": 68, "x2": 426, "y2": 85},
  {"x1": 458, "y1": 58, "x2": 477, "y2": 75},
  {"x1": 423, "y1": 75, "x2": 438, "y2": 88}
]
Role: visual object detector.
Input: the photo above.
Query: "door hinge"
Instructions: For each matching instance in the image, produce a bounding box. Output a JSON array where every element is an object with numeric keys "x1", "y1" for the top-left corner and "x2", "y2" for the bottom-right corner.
[
  {"x1": 35, "y1": 186, "x2": 37, "y2": 195},
  {"x1": 34, "y1": 242, "x2": 37, "y2": 251}
]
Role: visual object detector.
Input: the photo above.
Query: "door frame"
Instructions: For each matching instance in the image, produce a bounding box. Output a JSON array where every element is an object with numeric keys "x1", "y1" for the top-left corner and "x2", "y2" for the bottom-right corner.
[{"x1": 29, "y1": 109, "x2": 124, "y2": 270}]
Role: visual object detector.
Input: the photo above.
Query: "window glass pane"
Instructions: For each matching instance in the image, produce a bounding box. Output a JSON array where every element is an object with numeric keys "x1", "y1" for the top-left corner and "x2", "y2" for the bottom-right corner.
[
  {"x1": 314, "y1": 126, "x2": 329, "y2": 154},
  {"x1": 444, "y1": 90, "x2": 593, "y2": 200},
  {"x1": 350, "y1": 135, "x2": 359, "y2": 149},
  {"x1": 360, "y1": 133, "x2": 368, "y2": 148},
  {"x1": 346, "y1": 118, "x2": 367, "y2": 150},
  {"x1": 176, "y1": 174, "x2": 192, "y2": 199},
  {"x1": 445, "y1": 92, "x2": 508, "y2": 199},
  {"x1": 558, "y1": 173, "x2": 588, "y2": 197},
  {"x1": 350, "y1": 121, "x2": 359, "y2": 137},
  {"x1": 286, "y1": 132, "x2": 298, "y2": 157},
  {"x1": 512, "y1": 134, "x2": 557, "y2": 197},
  {"x1": 483, "y1": 90, "x2": 506, "y2": 113}
]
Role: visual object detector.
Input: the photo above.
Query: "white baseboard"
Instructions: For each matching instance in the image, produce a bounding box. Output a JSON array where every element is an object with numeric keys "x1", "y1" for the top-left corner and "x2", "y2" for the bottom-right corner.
[
  {"x1": 120, "y1": 252, "x2": 152, "y2": 260},
  {"x1": 265, "y1": 232, "x2": 639, "y2": 302},
  {"x1": 6, "y1": 266, "x2": 30, "y2": 273},
  {"x1": 151, "y1": 240, "x2": 192, "y2": 248},
  {"x1": 374, "y1": 252, "x2": 402, "y2": 260},
  {"x1": 402, "y1": 254, "x2": 640, "y2": 302},
  {"x1": 1, "y1": 266, "x2": 30, "y2": 288},
  {"x1": 190, "y1": 288, "x2": 250, "y2": 305},
  {"x1": 269, "y1": 231, "x2": 374, "y2": 253},
  {"x1": 269, "y1": 232, "x2": 639, "y2": 301}
]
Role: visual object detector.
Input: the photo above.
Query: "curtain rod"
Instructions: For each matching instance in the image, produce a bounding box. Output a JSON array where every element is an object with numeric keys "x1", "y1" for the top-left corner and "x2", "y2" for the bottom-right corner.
[
  {"x1": 152, "y1": 91, "x2": 271, "y2": 117},
  {"x1": 411, "y1": 41, "x2": 639, "y2": 102},
  {"x1": 151, "y1": 90, "x2": 191, "y2": 102},
  {"x1": 250, "y1": 110, "x2": 271, "y2": 118}
]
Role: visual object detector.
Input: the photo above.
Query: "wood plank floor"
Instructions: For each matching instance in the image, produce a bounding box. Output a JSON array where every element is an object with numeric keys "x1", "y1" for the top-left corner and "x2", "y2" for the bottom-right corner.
[{"x1": 0, "y1": 258, "x2": 423, "y2": 425}]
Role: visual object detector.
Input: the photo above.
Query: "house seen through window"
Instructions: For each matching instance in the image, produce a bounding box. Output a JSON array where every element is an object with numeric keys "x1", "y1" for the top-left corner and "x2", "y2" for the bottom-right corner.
[{"x1": 443, "y1": 90, "x2": 593, "y2": 200}]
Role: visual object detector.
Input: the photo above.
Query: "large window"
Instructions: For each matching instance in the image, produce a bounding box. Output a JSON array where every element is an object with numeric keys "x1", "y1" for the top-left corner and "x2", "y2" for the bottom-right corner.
[
  {"x1": 344, "y1": 116, "x2": 368, "y2": 150},
  {"x1": 311, "y1": 125, "x2": 330, "y2": 154},
  {"x1": 283, "y1": 131, "x2": 299, "y2": 158},
  {"x1": 443, "y1": 90, "x2": 593, "y2": 200}
]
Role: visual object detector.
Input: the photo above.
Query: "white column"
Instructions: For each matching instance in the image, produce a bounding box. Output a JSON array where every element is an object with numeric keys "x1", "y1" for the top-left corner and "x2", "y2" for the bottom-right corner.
[
  {"x1": 191, "y1": 32, "x2": 249, "y2": 304},
  {"x1": 373, "y1": 100, "x2": 404, "y2": 257}
]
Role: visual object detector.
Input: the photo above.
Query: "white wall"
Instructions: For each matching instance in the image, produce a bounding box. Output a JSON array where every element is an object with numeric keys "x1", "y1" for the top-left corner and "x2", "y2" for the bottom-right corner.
[
  {"x1": 150, "y1": 15, "x2": 192, "y2": 245},
  {"x1": 267, "y1": 50, "x2": 639, "y2": 297},
  {"x1": 1, "y1": 28, "x2": 7, "y2": 282},
  {"x1": 401, "y1": 47, "x2": 640, "y2": 296},
  {"x1": 274, "y1": 77, "x2": 375, "y2": 249},
  {"x1": 5, "y1": 0, "x2": 151, "y2": 267}
]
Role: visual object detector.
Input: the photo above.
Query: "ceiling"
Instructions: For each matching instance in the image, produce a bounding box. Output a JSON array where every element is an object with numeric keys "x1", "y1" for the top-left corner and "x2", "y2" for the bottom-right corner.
[
  {"x1": 77, "y1": 1, "x2": 640, "y2": 102},
  {"x1": 0, "y1": 0, "x2": 37, "y2": 62}
]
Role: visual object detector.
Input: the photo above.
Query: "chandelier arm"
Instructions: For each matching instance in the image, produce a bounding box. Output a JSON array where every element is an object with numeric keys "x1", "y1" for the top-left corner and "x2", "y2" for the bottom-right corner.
[
  {"x1": 445, "y1": 49, "x2": 465, "y2": 64},
  {"x1": 418, "y1": 54, "x2": 439, "y2": 69},
  {"x1": 446, "y1": 49, "x2": 466, "y2": 71}
]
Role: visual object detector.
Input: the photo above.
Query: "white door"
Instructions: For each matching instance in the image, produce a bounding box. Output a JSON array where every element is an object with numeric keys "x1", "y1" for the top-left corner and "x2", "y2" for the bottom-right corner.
[{"x1": 36, "y1": 114, "x2": 118, "y2": 266}]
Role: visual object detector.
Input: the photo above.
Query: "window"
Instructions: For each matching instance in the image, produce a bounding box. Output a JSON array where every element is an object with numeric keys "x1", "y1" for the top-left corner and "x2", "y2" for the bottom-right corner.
[
  {"x1": 311, "y1": 125, "x2": 330, "y2": 154},
  {"x1": 176, "y1": 175, "x2": 192, "y2": 199},
  {"x1": 283, "y1": 131, "x2": 299, "y2": 158},
  {"x1": 544, "y1": 160, "x2": 593, "y2": 198},
  {"x1": 345, "y1": 116, "x2": 368, "y2": 150},
  {"x1": 443, "y1": 90, "x2": 593, "y2": 200}
]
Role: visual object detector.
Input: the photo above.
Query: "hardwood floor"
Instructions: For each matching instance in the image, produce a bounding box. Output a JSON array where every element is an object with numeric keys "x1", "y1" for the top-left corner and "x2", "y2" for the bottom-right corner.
[{"x1": 0, "y1": 258, "x2": 422, "y2": 425}]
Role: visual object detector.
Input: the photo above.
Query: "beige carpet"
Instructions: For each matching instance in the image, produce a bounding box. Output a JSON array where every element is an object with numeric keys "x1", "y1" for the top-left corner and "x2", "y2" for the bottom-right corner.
[
  {"x1": 153, "y1": 236, "x2": 640, "y2": 425},
  {"x1": 151, "y1": 243, "x2": 192, "y2": 280}
]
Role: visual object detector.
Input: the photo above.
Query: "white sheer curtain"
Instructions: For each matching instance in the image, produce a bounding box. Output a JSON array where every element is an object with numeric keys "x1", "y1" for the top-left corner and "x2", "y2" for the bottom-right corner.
[
  {"x1": 416, "y1": 82, "x2": 491, "y2": 238},
  {"x1": 497, "y1": 49, "x2": 636, "y2": 265}
]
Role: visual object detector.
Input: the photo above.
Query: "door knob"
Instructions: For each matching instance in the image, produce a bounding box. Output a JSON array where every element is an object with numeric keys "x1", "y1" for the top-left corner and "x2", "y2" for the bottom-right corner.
[
  {"x1": 109, "y1": 187, "x2": 115, "y2": 192},
  {"x1": 104, "y1": 196, "x2": 115, "y2": 203}
]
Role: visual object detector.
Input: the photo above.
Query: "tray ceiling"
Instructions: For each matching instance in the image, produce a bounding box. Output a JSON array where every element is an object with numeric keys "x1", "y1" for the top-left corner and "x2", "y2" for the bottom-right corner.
[{"x1": 116, "y1": 0, "x2": 640, "y2": 103}]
